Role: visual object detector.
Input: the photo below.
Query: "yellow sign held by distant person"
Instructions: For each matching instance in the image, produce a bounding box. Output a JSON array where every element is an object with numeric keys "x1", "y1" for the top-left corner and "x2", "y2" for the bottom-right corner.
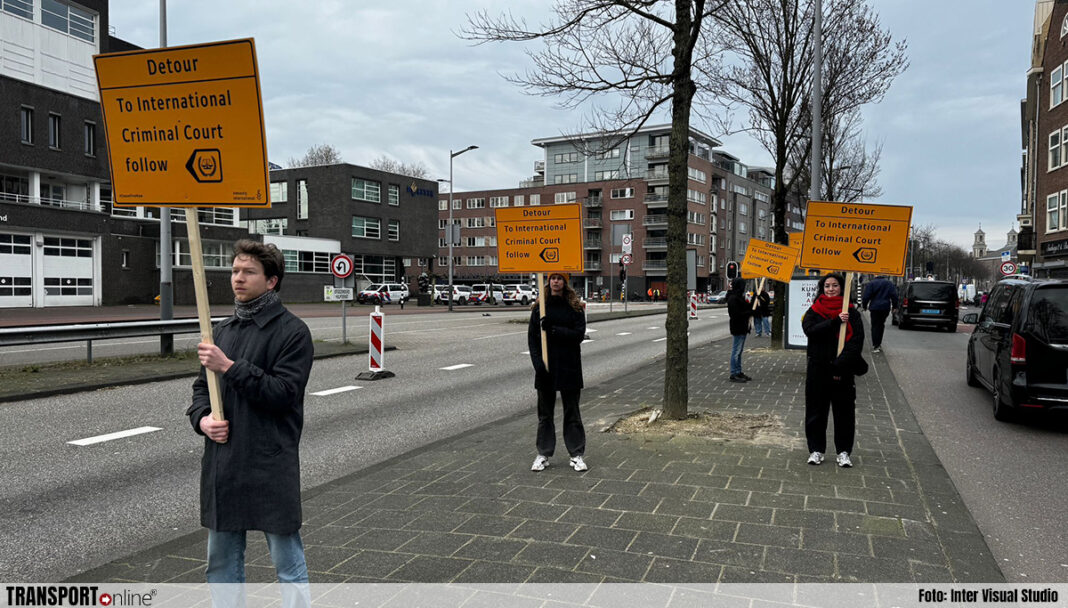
[
  {"x1": 94, "y1": 38, "x2": 269, "y2": 207},
  {"x1": 799, "y1": 201, "x2": 913, "y2": 275},
  {"x1": 495, "y1": 204, "x2": 584, "y2": 274},
  {"x1": 741, "y1": 239, "x2": 801, "y2": 283}
]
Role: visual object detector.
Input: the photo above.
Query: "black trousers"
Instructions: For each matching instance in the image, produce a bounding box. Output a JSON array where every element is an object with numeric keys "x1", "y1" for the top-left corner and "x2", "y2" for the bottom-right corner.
[
  {"x1": 804, "y1": 362, "x2": 856, "y2": 454},
  {"x1": 870, "y1": 309, "x2": 890, "y2": 348},
  {"x1": 536, "y1": 388, "x2": 585, "y2": 458}
]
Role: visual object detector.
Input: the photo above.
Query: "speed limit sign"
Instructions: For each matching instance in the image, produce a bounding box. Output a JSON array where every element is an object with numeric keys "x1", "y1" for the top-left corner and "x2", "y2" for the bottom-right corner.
[
  {"x1": 331, "y1": 254, "x2": 353, "y2": 279},
  {"x1": 621, "y1": 253, "x2": 633, "y2": 265},
  {"x1": 1000, "y1": 261, "x2": 1016, "y2": 276}
]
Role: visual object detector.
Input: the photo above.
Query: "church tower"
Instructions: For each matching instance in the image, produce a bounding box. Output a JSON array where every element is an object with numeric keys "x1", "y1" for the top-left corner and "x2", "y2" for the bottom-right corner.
[
  {"x1": 1006, "y1": 225, "x2": 1018, "y2": 247},
  {"x1": 972, "y1": 225, "x2": 987, "y2": 258}
]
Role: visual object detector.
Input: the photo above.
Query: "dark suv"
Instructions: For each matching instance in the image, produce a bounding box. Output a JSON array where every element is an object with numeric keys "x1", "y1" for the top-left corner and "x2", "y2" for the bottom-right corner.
[
  {"x1": 964, "y1": 276, "x2": 1068, "y2": 421},
  {"x1": 894, "y1": 280, "x2": 959, "y2": 331}
]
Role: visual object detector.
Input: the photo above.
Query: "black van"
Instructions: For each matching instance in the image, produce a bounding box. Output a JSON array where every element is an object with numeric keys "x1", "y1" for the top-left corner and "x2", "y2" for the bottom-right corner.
[
  {"x1": 964, "y1": 276, "x2": 1068, "y2": 421},
  {"x1": 894, "y1": 280, "x2": 959, "y2": 331}
]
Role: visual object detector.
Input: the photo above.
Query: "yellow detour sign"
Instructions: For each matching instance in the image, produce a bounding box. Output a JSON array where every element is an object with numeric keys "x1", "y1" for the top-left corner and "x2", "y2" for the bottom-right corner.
[
  {"x1": 495, "y1": 204, "x2": 584, "y2": 273},
  {"x1": 800, "y1": 201, "x2": 913, "y2": 275},
  {"x1": 94, "y1": 39, "x2": 269, "y2": 207},
  {"x1": 741, "y1": 239, "x2": 801, "y2": 283}
]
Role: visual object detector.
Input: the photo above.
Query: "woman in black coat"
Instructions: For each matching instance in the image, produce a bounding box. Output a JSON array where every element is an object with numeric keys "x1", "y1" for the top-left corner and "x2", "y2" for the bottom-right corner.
[
  {"x1": 802, "y1": 273, "x2": 865, "y2": 468},
  {"x1": 528, "y1": 272, "x2": 588, "y2": 472}
]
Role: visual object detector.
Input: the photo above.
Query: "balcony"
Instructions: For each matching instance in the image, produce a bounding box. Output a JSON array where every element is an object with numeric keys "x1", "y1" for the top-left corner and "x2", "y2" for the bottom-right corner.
[
  {"x1": 0, "y1": 192, "x2": 106, "y2": 213},
  {"x1": 584, "y1": 238, "x2": 602, "y2": 249},
  {"x1": 643, "y1": 259, "x2": 667, "y2": 275},
  {"x1": 584, "y1": 261, "x2": 602, "y2": 271},
  {"x1": 646, "y1": 145, "x2": 670, "y2": 160},
  {"x1": 644, "y1": 193, "x2": 668, "y2": 208},
  {"x1": 645, "y1": 169, "x2": 669, "y2": 183},
  {"x1": 584, "y1": 195, "x2": 603, "y2": 208},
  {"x1": 643, "y1": 214, "x2": 668, "y2": 227},
  {"x1": 1017, "y1": 227, "x2": 1036, "y2": 254},
  {"x1": 583, "y1": 218, "x2": 603, "y2": 228},
  {"x1": 643, "y1": 237, "x2": 667, "y2": 250}
]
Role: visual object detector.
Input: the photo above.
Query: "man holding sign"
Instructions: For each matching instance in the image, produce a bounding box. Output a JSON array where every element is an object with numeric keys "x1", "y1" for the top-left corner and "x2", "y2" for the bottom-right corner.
[{"x1": 186, "y1": 240, "x2": 314, "y2": 599}]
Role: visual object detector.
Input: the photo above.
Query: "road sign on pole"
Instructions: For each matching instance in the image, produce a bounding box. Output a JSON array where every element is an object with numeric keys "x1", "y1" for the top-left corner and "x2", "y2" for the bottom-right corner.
[
  {"x1": 621, "y1": 233, "x2": 632, "y2": 254},
  {"x1": 741, "y1": 239, "x2": 802, "y2": 283},
  {"x1": 331, "y1": 254, "x2": 354, "y2": 279},
  {"x1": 799, "y1": 201, "x2": 913, "y2": 275},
  {"x1": 1000, "y1": 261, "x2": 1017, "y2": 276},
  {"x1": 494, "y1": 204, "x2": 584, "y2": 273},
  {"x1": 621, "y1": 253, "x2": 633, "y2": 265}
]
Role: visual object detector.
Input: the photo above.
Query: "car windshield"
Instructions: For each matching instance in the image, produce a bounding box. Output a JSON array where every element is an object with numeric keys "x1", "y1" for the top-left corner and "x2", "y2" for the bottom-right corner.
[
  {"x1": 911, "y1": 283, "x2": 955, "y2": 301},
  {"x1": 1030, "y1": 287, "x2": 1068, "y2": 343},
  {"x1": 365, "y1": 284, "x2": 383, "y2": 291}
]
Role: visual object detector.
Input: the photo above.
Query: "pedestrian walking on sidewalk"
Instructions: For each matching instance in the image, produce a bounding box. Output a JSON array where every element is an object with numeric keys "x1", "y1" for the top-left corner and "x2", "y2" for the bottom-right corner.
[
  {"x1": 186, "y1": 240, "x2": 314, "y2": 607},
  {"x1": 726, "y1": 277, "x2": 752, "y2": 382},
  {"x1": 528, "y1": 272, "x2": 588, "y2": 472},
  {"x1": 861, "y1": 275, "x2": 898, "y2": 353},
  {"x1": 802, "y1": 273, "x2": 867, "y2": 468},
  {"x1": 753, "y1": 288, "x2": 771, "y2": 337}
]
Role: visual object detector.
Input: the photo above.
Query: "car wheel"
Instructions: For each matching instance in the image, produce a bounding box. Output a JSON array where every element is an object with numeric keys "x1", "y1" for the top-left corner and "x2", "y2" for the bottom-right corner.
[
  {"x1": 898, "y1": 318, "x2": 909, "y2": 330},
  {"x1": 965, "y1": 351, "x2": 981, "y2": 387},
  {"x1": 458, "y1": 297, "x2": 467, "y2": 305},
  {"x1": 991, "y1": 372, "x2": 1016, "y2": 422},
  {"x1": 521, "y1": 297, "x2": 529, "y2": 305}
]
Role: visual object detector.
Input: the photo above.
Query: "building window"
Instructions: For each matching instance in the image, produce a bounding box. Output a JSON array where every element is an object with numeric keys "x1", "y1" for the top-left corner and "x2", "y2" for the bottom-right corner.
[
  {"x1": 1053, "y1": 65, "x2": 1065, "y2": 109},
  {"x1": 388, "y1": 219, "x2": 400, "y2": 241},
  {"x1": 610, "y1": 209, "x2": 634, "y2": 221},
  {"x1": 48, "y1": 114, "x2": 61, "y2": 149},
  {"x1": 597, "y1": 148, "x2": 621, "y2": 159},
  {"x1": 352, "y1": 216, "x2": 381, "y2": 239},
  {"x1": 453, "y1": 199, "x2": 461, "y2": 210},
  {"x1": 466, "y1": 197, "x2": 485, "y2": 209},
  {"x1": 489, "y1": 196, "x2": 508, "y2": 208},
  {"x1": 687, "y1": 167, "x2": 707, "y2": 183},
  {"x1": 513, "y1": 195, "x2": 525, "y2": 206},
  {"x1": 3, "y1": 0, "x2": 33, "y2": 20},
  {"x1": 554, "y1": 151, "x2": 579, "y2": 164},
  {"x1": 42, "y1": 0, "x2": 96, "y2": 43},
  {"x1": 466, "y1": 217, "x2": 486, "y2": 228},
  {"x1": 553, "y1": 173, "x2": 578, "y2": 184},
  {"x1": 439, "y1": 199, "x2": 448, "y2": 210},
  {"x1": 20, "y1": 107, "x2": 33, "y2": 144},
  {"x1": 247, "y1": 218, "x2": 288, "y2": 235},
  {"x1": 269, "y1": 181, "x2": 288, "y2": 203},
  {"x1": 686, "y1": 189, "x2": 707, "y2": 204},
  {"x1": 554, "y1": 192, "x2": 577, "y2": 204},
  {"x1": 352, "y1": 178, "x2": 381, "y2": 203},
  {"x1": 739, "y1": 221, "x2": 747, "y2": 234},
  {"x1": 1051, "y1": 131, "x2": 1062, "y2": 170},
  {"x1": 610, "y1": 188, "x2": 633, "y2": 199},
  {"x1": 297, "y1": 179, "x2": 308, "y2": 219},
  {"x1": 83, "y1": 121, "x2": 95, "y2": 156},
  {"x1": 529, "y1": 194, "x2": 541, "y2": 205},
  {"x1": 594, "y1": 170, "x2": 620, "y2": 180},
  {"x1": 282, "y1": 249, "x2": 331, "y2": 273},
  {"x1": 739, "y1": 202, "x2": 749, "y2": 216},
  {"x1": 388, "y1": 184, "x2": 399, "y2": 206}
]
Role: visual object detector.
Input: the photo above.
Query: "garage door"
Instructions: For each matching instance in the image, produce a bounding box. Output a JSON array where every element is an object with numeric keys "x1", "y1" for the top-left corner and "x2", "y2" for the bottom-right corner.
[
  {"x1": 42, "y1": 237, "x2": 95, "y2": 306},
  {"x1": 0, "y1": 233, "x2": 33, "y2": 308}
]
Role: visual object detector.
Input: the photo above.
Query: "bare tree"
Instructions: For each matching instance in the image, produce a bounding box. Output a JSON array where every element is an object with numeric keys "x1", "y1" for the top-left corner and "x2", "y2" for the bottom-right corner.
[
  {"x1": 788, "y1": 108, "x2": 884, "y2": 204},
  {"x1": 369, "y1": 155, "x2": 431, "y2": 179},
  {"x1": 702, "y1": 0, "x2": 907, "y2": 345},
  {"x1": 463, "y1": 0, "x2": 725, "y2": 419},
  {"x1": 287, "y1": 144, "x2": 342, "y2": 168}
]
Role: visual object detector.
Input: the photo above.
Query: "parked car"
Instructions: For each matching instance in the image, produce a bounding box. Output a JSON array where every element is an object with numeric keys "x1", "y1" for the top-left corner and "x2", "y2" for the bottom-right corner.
[
  {"x1": 357, "y1": 283, "x2": 409, "y2": 305},
  {"x1": 893, "y1": 280, "x2": 959, "y2": 331},
  {"x1": 470, "y1": 283, "x2": 506, "y2": 305},
  {"x1": 437, "y1": 285, "x2": 472, "y2": 305},
  {"x1": 502, "y1": 284, "x2": 537, "y2": 305},
  {"x1": 709, "y1": 290, "x2": 728, "y2": 304},
  {"x1": 963, "y1": 276, "x2": 1068, "y2": 421}
]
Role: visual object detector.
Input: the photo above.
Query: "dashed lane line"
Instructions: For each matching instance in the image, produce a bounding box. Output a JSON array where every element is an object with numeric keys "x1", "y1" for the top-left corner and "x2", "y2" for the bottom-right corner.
[
  {"x1": 68, "y1": 426, "x2": 162, "y2": 446},
  {"x1": 311, "y1": 385, "x2": 361, "y2": 396},
  {"x1": 440, "y1": 364, "x2": 474, "y2": 371}
]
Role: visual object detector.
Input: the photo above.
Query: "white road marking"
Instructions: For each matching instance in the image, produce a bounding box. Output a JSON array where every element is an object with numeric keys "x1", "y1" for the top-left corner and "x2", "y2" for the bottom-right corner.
[
  {"x1": 311, "y1": 385, "x2": 361, "y2": 396},
  {"x1": 582, "y1": 339, "x2": 594, "y2": 344},
  {"x1": 586, "y1": 328, "x2": 598, "y2": 333},
  {"x1": 647, "y1": 327, "x2": 660, "y2": 330},
  {"x1": 521, "y1": 351, "x2": 530, "y2": 355},
  {"x1": 653, "y1": 337, "x2": 667, "y2": 342},
  {"x1": 441, "y1": 364, "x2": 474, "y2": 371},
  {"x1": 473, "y1": 330, "x2": 526, "y2": 340},
  {"x1": 68, "y1": 426, "x2": 162, "y2": 446},
  {"x1": 616, "y1": 332, "x2": 632, "y2": 336}
]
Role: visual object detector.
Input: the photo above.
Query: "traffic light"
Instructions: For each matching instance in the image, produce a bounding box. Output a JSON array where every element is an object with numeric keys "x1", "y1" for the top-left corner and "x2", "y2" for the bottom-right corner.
[
  {"x1": 619, "y1": 264, "x2": 626, "y2": 283},
  {"x1": 726, "y1": 261, "x2": 739, "y2": 280},
  {"x1": 417, "y1": 272, "x2": 429, "y2": 293}
]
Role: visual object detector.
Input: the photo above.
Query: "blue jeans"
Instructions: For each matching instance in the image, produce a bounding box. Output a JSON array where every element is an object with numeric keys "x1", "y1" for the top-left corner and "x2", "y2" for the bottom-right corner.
[
  {"x1": 730, "y1": 334, "x2": 746, "y2": 376},
  {"x1": 207, "y1": 529, "x2": 310, "y2": 608},
  {"x1": 753, "y1": 316, "x2": 770, "y2": 336}
]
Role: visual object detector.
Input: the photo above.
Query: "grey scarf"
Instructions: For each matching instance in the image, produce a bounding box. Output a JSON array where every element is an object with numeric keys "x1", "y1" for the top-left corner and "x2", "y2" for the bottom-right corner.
[{"x1": 234, "y1": 289, "x2": 279, "y2": 321}]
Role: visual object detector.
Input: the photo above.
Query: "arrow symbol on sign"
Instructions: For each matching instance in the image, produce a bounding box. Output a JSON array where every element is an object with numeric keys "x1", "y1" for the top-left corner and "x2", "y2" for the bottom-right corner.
[{"x1": 540, "y1": 247, "x2": 560, "y2": 263}]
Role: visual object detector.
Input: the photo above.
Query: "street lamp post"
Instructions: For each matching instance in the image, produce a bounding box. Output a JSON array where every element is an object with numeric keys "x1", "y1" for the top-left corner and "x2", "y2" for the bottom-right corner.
[{"x1": 443, "y1": 146, "x2": 478, "y2": 311}]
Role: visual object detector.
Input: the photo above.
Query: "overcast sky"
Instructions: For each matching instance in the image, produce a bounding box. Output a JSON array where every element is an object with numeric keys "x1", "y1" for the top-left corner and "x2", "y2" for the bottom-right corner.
[{"x1": 107, "y1": 0, "x2": 1033, "y2": 251}]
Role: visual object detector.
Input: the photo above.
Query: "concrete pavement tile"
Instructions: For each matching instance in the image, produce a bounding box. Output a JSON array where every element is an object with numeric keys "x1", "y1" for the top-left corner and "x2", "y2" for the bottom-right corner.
[
  {"x1": 655, "y1": 498, "x2": 715, "y2": 519},
  {"x1": 304, "y1": 490, "x2": 367, "y2": 508},
  {"x1": 835, "y1": 553, "x2": 912, "y2": 582},
  {"x1": 558, "y1": 506, "x2": 623, "y2": 527},
  {"x1": 303, "y1": 505, "x2": 365, "y2": 527},
  {"x1": 402, "y1": 510, "x2": 474, "y2": 532},
  {"x1": 626, "y1": 469, "x2": 682, "y2": 483},
  {"x1": 805, "y1": 495, "x2": 867, "y2": 514},
  {"x1": 418, "y1": 481, "x2": 483, "y2": 496},
  {"x1": 762, "y1": 546, "x2": 836, "y2": 577},
  {"x1": 348, "y1": 509, "x2": 422, "y2": 529},
  {"x1": 452, "y1": 561, "x2": 537, "y2": 585},
  {"x1": 525, "y1": 567, "x2": 604, "y2": 584},
  {"x1": 758, "y1": 467, "x2": 813, "y2": 482},
  {"x1": 166, "y1": 538, "x2": 208, "y2": 561},
  {"x1": 162, "y1": 567, "x2": 208, "y2": 583},
  {"x1": 410, "y1": 495, "x2": 470, "y2": 512},
  {"x1": 244, "y1": 564, "x2": 283, "y2": 583},
  {"x1": 627, "y1": 531, "x2": 699, "y2": 560},
  {"x1": 735, "y1": 523, "x2": 801, "y2": 548},
  {"x1": 544, "y1": 475, "x2": 600, "y2": 491},
  {"x1": 345, "y1": 528, "x2": 421, "y2": 551},
  {"x1": 801, "y1": 529, "x2": 871, "y2": 556},
  {"x1": 770, "y1": 507, "x2": 838, "y2": 531},
  {"x1": 909, "y1": 561, "x2": 954, "y2": 583},
  {"x1": 301, "y1": 524, "x2": 368, "y2": 547},
  {"x1": 456, "y1": 483, "x2": 512, "y2": 498},
  {"x1": 459, "y1": 588, "x2": 544, "y2": 608},
  {"x1": 398, "y1": 469, "x2": 451, "y2": 482},
  {"x1": 870, "y1": 536, "x2": 947, "y2": 565},
  {"x1": 590, "y1": 479, "x2": 648, "y2": 496},
  {"x1": 576, "y1": 466, "x2": 633, "y2": 480},
  {"x1": 509, "y1": 520, "x2": 579, "y2": 543},
  {"x1": 835, "y1": 514, "x2": 905, "y2": 537},
  {"x1": 692, "y1": 539, "x2": 765, "y2": 569},
  {"x1": 718, "y1": 566, "x2": 794, "y2": 583},
  {"x1": 613, "y1": 512, "x2": 680, "y2": 534},
  {"x1": 512, "y1": 542, "x2": 590, "y2": 570},
  {"x1": 781, "y1": 481, "x2": 837, "y2": 497},
  {"x1": 329, "y1": 550, "x2": 414, "y2": 578},
  {"x1": 924, "y1": 492, "x2": 984, "y2": 534},
  {"x1": 865, "y1": 501, "x2": 928, "y2": 521},
  {"x1": 711, "y1": 464, "x2": 765, "y2": 478},
  {"x1": 575, "y1": 548, "x2": 653, "y2": 581},
  {"x1": 712, "y1": 503, "x2": 774, "y2": 524},
  {"x1": 746, "y1": 491, "x2": 805, "y2": 510},
  {"x1": 551, "y1": 490, "x2": 610, "y2": 508},
  {"x1": 386, "y1": 555, "x2": 475, "y2": 583},
  {"x1": 901, "y1": 519, "x2": 938, "y2": 541},
  {"x1": 395, "y1": 532, "x2": 475, "y2": 557},
  {"x1": 667, "y1": 587, "x2": 747, "y2": 608},
  {"x1": 940, "y1": 531, "x2": 1004, "y2": 582},
  {"x1": 601, "y1": 493, "x2": 662, "y2": 513},
  {"x1": 639, "y1": 482, "x2": 699, "y2": 501},
  {"x1": 887, "y1": 489, "x2": 923, "y2": 505},
  {"x1": 453, "y1": 536, "x2": 529, "y2": 562},
  {"x1": 693, "y1": 487, "x2": 750, "y2": 505},
  {"x1": 454, "y1": 514, "x2": 525, "y2": 537},
  {"x1": 505, "y1": 501, "x2": 569, "y2": 522},
  {"x1": 501, "y1": 485, "x2": 563, "y2": 503},
  {"x1": 662, "y1": 461, "x2": 714, "y2": 475},
  {"x1": 671, "y1": 517, "x2": 737, "y2": 541},
  {"x1": 454, "y1": 498, "x2": 520, "y2": 515},
  {"x1": 565, "y1": 525, "x2": 638, "y2": 551},
  {"x1": 675, "y1": 473, "x2": 731, "y2": 489},
  {"x1": 643, "y1": 557, "x2": 722, "y2": 584},
  {"x1": 834, "y1": 484, "x2": 894, "y2": 503},
  {"x1": 586, "y1": 576, "x2": 675, "y2": 606},
  {"x1": 304, "y1": 545, "x2": 361, "y2": 573}
]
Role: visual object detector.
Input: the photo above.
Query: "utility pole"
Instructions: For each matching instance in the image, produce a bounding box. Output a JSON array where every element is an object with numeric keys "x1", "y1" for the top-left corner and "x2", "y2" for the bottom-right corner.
[{"x1": 158, "y1": 0, "x2": 173, "y2": 355}]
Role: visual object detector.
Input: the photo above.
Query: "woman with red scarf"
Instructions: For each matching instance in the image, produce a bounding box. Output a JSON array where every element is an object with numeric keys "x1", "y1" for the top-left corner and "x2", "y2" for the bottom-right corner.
[{"x1": 802, "y1": 273, "x2": 865, "y2": 468}]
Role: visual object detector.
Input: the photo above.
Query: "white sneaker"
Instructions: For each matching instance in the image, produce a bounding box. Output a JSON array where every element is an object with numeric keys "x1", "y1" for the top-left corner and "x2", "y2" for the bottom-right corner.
[
  {"x1": 531, "y1": 455, "x2": 549, "y2": 471},
  {"x1": 569, "y1": 455, "x2": 588, "y2": 472},
  {"x1": 837, "y1": 452, "x2": 853, "y2": 468},
  {"x1": 807, "y1": 451, "x2": 824, "y2": 465}
]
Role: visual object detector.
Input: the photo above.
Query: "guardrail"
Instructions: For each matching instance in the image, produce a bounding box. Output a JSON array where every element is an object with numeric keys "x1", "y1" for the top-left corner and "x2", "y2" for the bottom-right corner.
[{"x1": 0, "y1": 318, "x2": 228, "y2": 364}]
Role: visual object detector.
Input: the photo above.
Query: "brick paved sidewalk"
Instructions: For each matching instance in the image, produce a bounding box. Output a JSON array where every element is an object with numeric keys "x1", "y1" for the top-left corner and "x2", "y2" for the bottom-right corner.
[{"x1": 71, "y1": 336, "x2": 1003, "y2": 585}]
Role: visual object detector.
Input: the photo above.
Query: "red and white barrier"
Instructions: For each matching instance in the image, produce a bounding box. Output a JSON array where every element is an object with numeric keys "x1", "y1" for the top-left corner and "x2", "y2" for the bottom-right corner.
[
  {"x1": 689, "y1": 292, "x2": 698, "y2": 319},
  {"x1": 369, "y1": 306, "x2": 384, "y2": 372}
]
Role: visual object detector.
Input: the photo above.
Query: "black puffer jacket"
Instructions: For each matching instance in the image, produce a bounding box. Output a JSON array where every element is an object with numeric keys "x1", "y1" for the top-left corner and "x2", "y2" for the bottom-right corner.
[
  {"x1": 528, "y1": 295, "x2": 586, "y2": 390},
  {"x1": 802, "y1": 305, "x2": 865, "y2": 376},
  {"x1": 726, "y1": 278, "x2": 751, "y2": 336}
]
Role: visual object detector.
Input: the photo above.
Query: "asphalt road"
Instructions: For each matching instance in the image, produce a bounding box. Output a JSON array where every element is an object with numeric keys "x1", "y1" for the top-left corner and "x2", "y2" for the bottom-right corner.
[
  {"x1": 881, "y1": 308, "x2": 1068, "y2": 582},
  {"x1": 0, "y1": 309, "x2": 730, "y2": 581}
]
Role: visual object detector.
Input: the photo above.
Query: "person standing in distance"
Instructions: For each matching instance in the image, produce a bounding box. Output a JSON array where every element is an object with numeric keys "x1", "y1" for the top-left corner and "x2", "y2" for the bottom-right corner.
[
  {"x1": 861, "y1": 275, "x2": 898, "y2": 353},
  {"x1": 528, "y1": 272, "x2": 588, "y2": 472},
  {"x1": 726, "y1": 277, "x2": 752, "y2": 382},
  {"x1": 752, "y1": 287, "x2": 771, "y2": 337},
  {"x1": 187, "y1": 239, "x2": 314, "y2": 607},
  {"x1": 802, "y1": 273, "x2": 865, "y2": 468}
]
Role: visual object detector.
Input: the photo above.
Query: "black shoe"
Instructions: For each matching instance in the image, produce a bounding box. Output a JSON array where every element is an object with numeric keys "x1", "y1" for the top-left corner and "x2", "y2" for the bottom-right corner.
[
  {"x1": 739, "y1": 373, "x2": 753, "y2": 381},
  {"x1": 729, "y1": 374, "x2": 747, "y2": 383}
]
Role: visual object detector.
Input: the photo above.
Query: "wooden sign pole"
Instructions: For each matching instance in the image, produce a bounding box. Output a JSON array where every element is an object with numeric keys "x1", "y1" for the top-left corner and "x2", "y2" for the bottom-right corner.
[
  {"x1": 837, "y1": 271, "x2": 854, "y2": 355},
  {"x1": 185, "y1": 208, "x2": 225, "y2": 421},
  {"x1": 537, "y1": 272, "x2": 549, "y2": 371}
]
